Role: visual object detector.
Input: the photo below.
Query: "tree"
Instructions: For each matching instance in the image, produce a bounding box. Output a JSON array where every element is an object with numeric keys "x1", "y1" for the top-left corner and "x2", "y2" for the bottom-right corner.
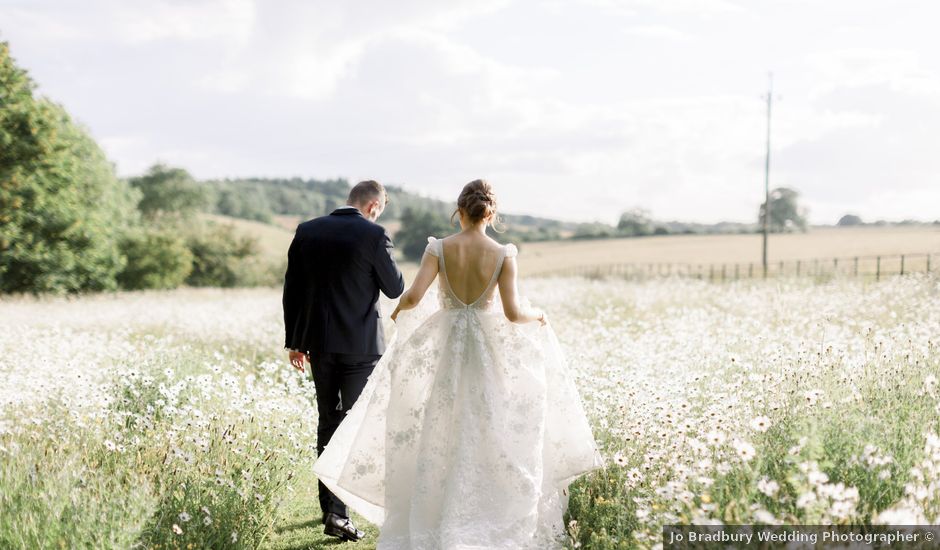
[
  {"x1": 837, "y1": 214, "x2": 863, "y2": 226},
  {"x1": 128, "y1": 163, "x2": 209, "y2": 221},
  {"x1": 758, "y1": 187, "x2": 808, "y2": 233},
  {"x1": 117, "y1": 228, "x2": 193, "y2": 289},
  {"x1": 216, "y1": 187, "x2": 272, "y2": 223},
  {"x1": 617, "y1": 208, "x2": 654, "y2": 237},
  {"x1": 572, "y1": 222, "x2": 615, "y2": 240},
  {"x1": 395, "y1": 208, "x2": 454, "y2": 261},
  {"x1": 184, "y1": 223, "x2": 259, "y2": 287},
  {"x1": 0, "y1": 41, "x2": 138, "y2": 293}
]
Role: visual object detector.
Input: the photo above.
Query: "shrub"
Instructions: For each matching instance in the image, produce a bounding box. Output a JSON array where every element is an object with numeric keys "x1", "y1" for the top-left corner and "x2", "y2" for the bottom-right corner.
[
  {"x1": 117, "y1": 228, "x2": 194, "y2": 290},
  {"x1": 185, "y1": 223, "x2": 260, "y2": 287}
]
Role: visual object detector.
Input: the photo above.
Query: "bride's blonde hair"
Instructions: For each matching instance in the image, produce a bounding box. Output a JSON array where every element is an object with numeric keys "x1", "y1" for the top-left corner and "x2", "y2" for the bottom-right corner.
[{"x1": 451, "y1": 179, "x2": 505, "y2": 232}]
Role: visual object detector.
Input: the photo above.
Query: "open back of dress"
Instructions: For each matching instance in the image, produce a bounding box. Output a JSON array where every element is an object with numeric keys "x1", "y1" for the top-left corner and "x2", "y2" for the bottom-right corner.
[{"x1": 431, "y1": 237, "x2": 509, "y2": 310}]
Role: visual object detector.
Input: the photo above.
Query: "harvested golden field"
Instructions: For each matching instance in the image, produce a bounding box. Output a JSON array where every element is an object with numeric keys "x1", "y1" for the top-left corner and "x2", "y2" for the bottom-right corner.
[
  {"x1": 209, "y1": 214, "x2": 940, "y2": 279},
  {"x1": 515, "y1": 225, "x2": 940, "y2": 276}
]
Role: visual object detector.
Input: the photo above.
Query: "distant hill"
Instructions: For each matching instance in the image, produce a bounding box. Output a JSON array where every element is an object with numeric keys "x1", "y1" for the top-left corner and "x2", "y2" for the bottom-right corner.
[
  {"x1": 201, "y1": 177, "x2": 576, "y2": 242},
  {"x1": 199, "y1": 177, "x2": 940, "y2": 245}
]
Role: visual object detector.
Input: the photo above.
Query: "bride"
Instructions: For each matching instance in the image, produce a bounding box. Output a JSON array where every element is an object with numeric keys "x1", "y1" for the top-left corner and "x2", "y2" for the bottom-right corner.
[{"x1": 312, "y1": 179, "x2": 604, "y2": 549}]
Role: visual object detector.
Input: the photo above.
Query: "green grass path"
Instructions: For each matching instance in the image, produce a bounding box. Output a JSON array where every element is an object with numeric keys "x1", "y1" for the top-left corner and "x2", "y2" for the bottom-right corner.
[{"x1": 263, "y1": 470, "x2": 379, "y2": 550}]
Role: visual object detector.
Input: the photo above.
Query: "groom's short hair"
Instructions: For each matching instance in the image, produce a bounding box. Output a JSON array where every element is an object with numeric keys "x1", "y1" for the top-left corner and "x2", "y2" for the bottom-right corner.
[{"x1": 348, "y1": 180, "x2": 388, "y2": 206}]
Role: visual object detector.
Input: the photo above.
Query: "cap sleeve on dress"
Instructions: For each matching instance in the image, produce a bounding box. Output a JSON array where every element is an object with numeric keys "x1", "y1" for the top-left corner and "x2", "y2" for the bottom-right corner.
[
  {"x1": 425, "y1": 236, "x2": 440, "y2": 257},
  {"x1": 504, "y1": 243, "x2": 518, "y2": 258}
]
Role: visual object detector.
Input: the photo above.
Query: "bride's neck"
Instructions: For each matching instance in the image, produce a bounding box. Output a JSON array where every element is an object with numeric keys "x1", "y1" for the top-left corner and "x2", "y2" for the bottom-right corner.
[{"x1": 461, "y1": 223, "x2": 488, "y2": 235}]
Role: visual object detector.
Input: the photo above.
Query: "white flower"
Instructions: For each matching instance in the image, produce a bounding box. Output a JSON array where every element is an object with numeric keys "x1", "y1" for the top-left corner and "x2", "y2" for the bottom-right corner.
[
  {"x1": 733, "y1": 439, "x2": 756, "y2": 462},
  {"x1": 625, "y1": 468, "x2": 643, "y2": 485},
  {"x1": 807, "y1": 470, "x2": 829, "y2": 486},
  {"x1": 750, "y1": 415, "x2": 771, "y2": 433},
  {"x1": 753, "y1": 509, "x2": 778, "y2": 524},
  {"x1": 874, "y1": 506, "x2": 927, "y2": 525},
  {"x1": 178, "y1": 511, "x2": 191, "y2": 522},
  {"x1": 796, "y1": 491, "x2": 816, "y2": 509},
  {"x1": 757, "y1": 477, "x2": 779, "y2": 497},
  {"x1": 172, "y1": 524, "x2": 183, "y2": 535},
  {"x1": 706, "y1": 430, "x2": 726, "y2": 446},
  {"x1": 231, "y1": 531, "x2": 239, "y2": 543},
  {"x1": 803, "y1": 389, "x2": 823, "y2": 406},
  {"x1": 611, "y1": 451, "x2": 628, "y2": 467}
]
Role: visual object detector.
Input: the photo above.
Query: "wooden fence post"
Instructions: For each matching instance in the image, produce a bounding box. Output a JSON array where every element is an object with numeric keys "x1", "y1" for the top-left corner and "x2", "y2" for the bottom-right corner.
[
  {"x1": 900, "y1": 255, "x2": 905, "y2": 276},
  {"x1": 876, "y1": 256, "x2": 881, "y2": 281},
  {"x1": 796, "y1": 260, "x2": 801, "y2": 276},
  {"x1": 854, "y1": 256, "x2": 859, "y2": 277}
]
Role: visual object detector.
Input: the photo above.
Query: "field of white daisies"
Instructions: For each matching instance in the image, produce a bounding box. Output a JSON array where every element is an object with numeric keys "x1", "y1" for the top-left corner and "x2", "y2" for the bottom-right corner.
[{"x1": 1, "y1": 274, "x2": 939, "y2": 549}]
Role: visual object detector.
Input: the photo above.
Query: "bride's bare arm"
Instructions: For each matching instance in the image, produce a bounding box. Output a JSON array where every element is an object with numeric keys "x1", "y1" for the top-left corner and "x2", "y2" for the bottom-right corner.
[
  {"x1": 497, "y1": 256, "x2": 547, "y2": 325},
  {"x1": 391, "y1": 250, "x2": 439, "y2": 321}
]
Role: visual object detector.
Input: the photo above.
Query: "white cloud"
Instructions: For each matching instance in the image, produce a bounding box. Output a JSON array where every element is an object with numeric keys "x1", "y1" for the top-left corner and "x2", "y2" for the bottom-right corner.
[
  {"x1": 0, "y1": 0, "x2": 255, "y2": 44},
  {"x1": 807, "y1": 48, "x2": 940, "y2": 97},
  {"x1": 2, "y1": 0, "x2": 939, "y2": 224},
  {"x1": 197, "y1": 0, "x2": 513, "y2": 100},
  {"x1": 624, "y1": 24, "x2": 694, "y2": 41},
  {"x1": 583, "y1": 0, "x2": 743, "y2": 17}
]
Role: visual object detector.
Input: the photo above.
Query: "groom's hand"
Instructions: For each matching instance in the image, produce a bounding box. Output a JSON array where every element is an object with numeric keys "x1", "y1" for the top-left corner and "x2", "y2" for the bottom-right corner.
[{"x1": 288, "y1": 350, "x2": 307, "y2": 373}]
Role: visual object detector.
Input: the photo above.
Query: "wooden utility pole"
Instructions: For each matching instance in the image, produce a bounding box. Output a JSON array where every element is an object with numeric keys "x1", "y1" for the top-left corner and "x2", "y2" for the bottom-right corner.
[{"x1": 761, "y1": 73, "x2": 773, "y2": 275}]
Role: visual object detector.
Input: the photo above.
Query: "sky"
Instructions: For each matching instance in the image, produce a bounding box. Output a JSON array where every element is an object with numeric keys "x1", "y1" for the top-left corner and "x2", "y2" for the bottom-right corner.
[{"x1": 1, "y1": 0, "x2": 938, "y2": 225}]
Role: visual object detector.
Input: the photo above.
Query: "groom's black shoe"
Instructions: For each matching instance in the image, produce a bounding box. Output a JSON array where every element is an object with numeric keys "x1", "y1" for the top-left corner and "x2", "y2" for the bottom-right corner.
[{"x1": 323, "y1": 512, "x2": 365, "y2": 542}]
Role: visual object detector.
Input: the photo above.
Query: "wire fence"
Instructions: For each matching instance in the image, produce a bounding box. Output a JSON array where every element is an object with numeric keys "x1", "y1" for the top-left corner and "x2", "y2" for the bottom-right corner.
[{"x1": 531, "y1": 252, "x2": 937, "y2": 283}]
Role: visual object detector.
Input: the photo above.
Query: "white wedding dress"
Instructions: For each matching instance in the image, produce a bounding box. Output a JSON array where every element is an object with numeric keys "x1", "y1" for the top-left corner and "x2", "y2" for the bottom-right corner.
[{"x1": 312, "y1": 237, "x2": 604, "y2": 549}]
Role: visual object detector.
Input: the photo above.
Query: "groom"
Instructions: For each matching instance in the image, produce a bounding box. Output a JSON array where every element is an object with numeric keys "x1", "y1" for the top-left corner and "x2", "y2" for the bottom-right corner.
[{"x1": 282, "y1": 180, "x2": 405, "y2": 542}]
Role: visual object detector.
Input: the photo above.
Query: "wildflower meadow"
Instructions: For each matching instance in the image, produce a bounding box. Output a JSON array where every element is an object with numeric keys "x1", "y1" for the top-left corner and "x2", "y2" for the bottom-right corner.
[{"x1": 1, "y1": 274, "x2": 938, "y2": 549}]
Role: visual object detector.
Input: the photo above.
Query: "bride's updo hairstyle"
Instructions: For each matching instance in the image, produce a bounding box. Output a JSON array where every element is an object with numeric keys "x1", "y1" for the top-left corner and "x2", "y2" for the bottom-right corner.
[{"x1": 451, "y1": 179, "x2": 505, "y2": 232}]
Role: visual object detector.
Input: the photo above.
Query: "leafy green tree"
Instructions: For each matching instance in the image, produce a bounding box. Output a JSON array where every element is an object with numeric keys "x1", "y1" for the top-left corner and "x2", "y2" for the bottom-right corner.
[
  {"x1": 184, "y1": 223, "x2": 260, "y2": 287},
  {"x1": 758, "y1": 187, "x2": 808, "y2": 232},
  {"x1": 216, "y1": 187, "x2": 272, "y2": 223},
  {"x1": 837, "y1": 214, "x2": 863, "y2": 226},
  {"x1": 116, "y1": 229, "x2": 193, "y2": 290},
  {"x1": 395, "y1": 208, "x2": 455, "y2": 261},
  {"x1": 572, "y1": 223, "x2": 614, "y2": 240},
  {"x1": 0, "y1": 41, "x2": 138, "y2": 293},
  {"x1": 129, "y1": 164, "x2": 210, "y2": 221},
  {"x1": 617, "y1": 208, "x2": 654, "y2": 237}
]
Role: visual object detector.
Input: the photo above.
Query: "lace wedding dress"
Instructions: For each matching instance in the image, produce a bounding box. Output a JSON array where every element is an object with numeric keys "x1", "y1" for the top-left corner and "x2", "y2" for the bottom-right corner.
[{"x1": 312, "y1": 237, "x2": 604, "y2": 549}]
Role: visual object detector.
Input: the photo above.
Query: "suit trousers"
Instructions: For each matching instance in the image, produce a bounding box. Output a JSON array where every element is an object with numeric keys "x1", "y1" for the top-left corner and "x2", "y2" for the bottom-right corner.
[{"x1": 308, "y1": 351, "x2": 380, "y2": 518}]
